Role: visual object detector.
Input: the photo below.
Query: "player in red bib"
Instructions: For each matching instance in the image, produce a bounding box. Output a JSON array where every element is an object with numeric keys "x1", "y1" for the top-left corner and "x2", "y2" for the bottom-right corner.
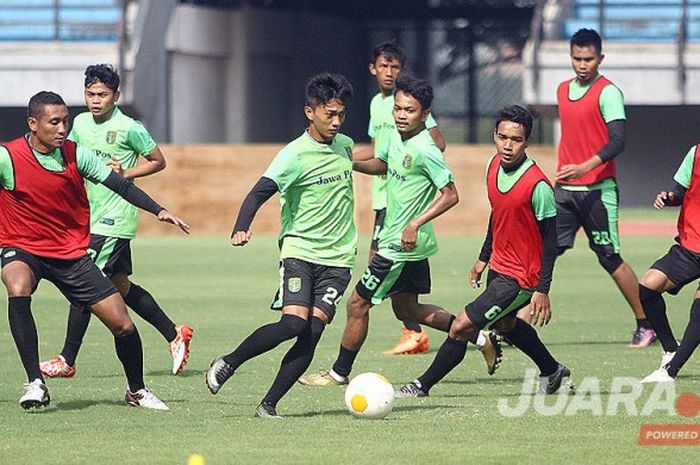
[
  {"x1": 0, "y1": 91, "x2": 189, "y2": 410},
  {"x1": 638, "y1": 143, "x2": 700, "y2": 382},
  {"x1": 554, "y1": 28, "x2": 655, "y2": 348},
  {"x1": 397, "y1": 106, "x2": 573, "y2": 397}
]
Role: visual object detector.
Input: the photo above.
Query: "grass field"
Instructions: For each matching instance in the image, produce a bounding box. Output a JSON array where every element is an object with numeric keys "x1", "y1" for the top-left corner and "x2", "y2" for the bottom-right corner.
[{"x1": 1, "y1": 231, "x2": 698, "y2": 464}]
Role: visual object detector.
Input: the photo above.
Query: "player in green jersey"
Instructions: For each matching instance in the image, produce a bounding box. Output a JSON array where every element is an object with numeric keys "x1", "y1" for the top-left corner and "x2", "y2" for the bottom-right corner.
[
  {"x1": 359, "y1": 41, "x2": 445, "y2": 356},
  {"x1": 206, "y1": 73, "x2": 356, "y2": 418},
  {"x1": 299, "y1": 74, "x2": 500, "y2": 386},
  {"x1": 40, "y1": 64, "x2": 193, "y2": 379}
]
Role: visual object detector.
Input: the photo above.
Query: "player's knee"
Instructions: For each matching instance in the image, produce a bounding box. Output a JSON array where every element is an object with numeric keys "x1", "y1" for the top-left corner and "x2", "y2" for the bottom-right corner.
[
  {"x1": 597, "y1": 252, "x2": 623, "y2": 274},
  {"x1": 346, "y1": 292, "x2": 370, "y2": 318},
  {"x1": 4, "y1": 281, "x2": 32, "y2": 297},
  {"x1": 493, "y1": 316, "x2": 516, "y2": 333},
  {"x1": 449, "y1": 311, "x2": 472, "y2": 338},
  {"x1": 111, "y1": 319, "x2": 135, "y2": 337},
  {"x1": 639, "y1": 284, "x2": 662, "y2": 304},
  {"x1": 280, "y1": 314, "x2": 308, "y2": 337}
]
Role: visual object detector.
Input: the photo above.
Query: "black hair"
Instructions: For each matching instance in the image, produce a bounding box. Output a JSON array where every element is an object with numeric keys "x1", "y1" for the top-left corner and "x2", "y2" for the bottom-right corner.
[
  {"x1": 84, "y1": 64, "x2": 120, "y2": 92},
  {"x1": 495, "y1": 105, "x2": 534, "y2": 139},
  {"x1": 305, "y1": 72, "x2": 353, "y2": 108},
  {"x1": 371, "y1": 41, "x2": 407, "y2": 67},
  {"x1": 570, "y1": 28, "x2": 602, "y2": 54},
  {"x1": 27, "y1": 91, "x2": 66, "y2": 118},
  {"x1": 395, "y1": 74, "x2": 433, "y2": 111}
]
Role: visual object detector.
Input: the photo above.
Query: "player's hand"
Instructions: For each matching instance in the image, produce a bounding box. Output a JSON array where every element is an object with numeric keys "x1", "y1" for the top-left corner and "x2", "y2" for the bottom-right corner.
[
  {"x1": 231, "y1": 230, "x2": 252, "y2": 247},
  {"x1": 530, "y1": 291, "x2": 551, "y2": 326},
  {"x1": 108, "y1": 157, "x2": 124, "y2": 176},
  {"x1": 469, "y1": 259, "x2": 487, "y2": 288},
  {"x1": 555, "y1": 163, "x2": 587, "y2": 182},
  {"x1": 401, "y1": 222, "x2": 418, "y2": 251},
  {"x1": 654, "y1": 191, "x2": 674, "y2": 210},
  {"x1": 157, "y1": 210, "x2": 190, "y2": 234}
]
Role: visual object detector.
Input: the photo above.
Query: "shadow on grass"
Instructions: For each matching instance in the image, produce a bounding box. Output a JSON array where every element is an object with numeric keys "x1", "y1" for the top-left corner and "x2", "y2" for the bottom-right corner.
[
  {"x1": 48, "y1": 398, "x2": 125, "y2": 412},
  {"x1": 90, "y1": 368, "x2": 206, "y2": 379}
]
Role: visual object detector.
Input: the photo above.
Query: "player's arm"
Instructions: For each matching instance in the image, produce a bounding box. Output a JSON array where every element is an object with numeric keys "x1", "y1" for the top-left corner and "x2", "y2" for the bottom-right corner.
[
  {"x1": 353, "y1": 139, "x2": 375, "y2": 162},
  {"x1": 353, "y1": 158, "x2": 387, "y2": 175},
  {"x1": 230, "y1": 177, "x2": 279, "y2": 246},
  {"x1": 531, "y1": 181, "x2": 557, "y2": 326},
  {"x1": 428, "y1": 126, "x2": 446, "y2": 152},
  {"x1": 654, "y1": 183, "x2": 687, "y2": 209},
  {"x1": 401, "y1": 182, "x2": 459, "y2": 251},
  {"x1": 110, "y1": 146, "x2": 167, "y2": 180},
  {"x1": 656, "y1": 145, "x2": 695, "y2": 209},
  {"x1": 470, "y1": 214, "x2": 493, "y2": 288},
  {"x1": 78, "y1": 145, "x2": 189, "y2": 233}
]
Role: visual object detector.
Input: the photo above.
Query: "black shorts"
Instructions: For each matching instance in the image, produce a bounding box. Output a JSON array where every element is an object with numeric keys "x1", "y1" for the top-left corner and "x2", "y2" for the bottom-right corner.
[
  {"x1": 87, "y1": 234, "x2": 133, "y2": 278},
  {"x1": 270, "y1": 258, "x2": 352, "y2": 322},
  {"x1": 0, "y1": 247, "x2": 118, "y2": 306},
  {"x1": 370, "y1": 208, "x2": 386, "y2": 252},
  {"x1": 465, "y1": 270, "x2": 533, "y2": 330},
  {"x1": 650, "y1": 244, "x2": 700, "y2": 295},
  {"x1": 555, "y1": 184, "x2": 620, "y2": 255},
  {"x1": 355, "y1": 254, "x2": 431, "y2": 305}
]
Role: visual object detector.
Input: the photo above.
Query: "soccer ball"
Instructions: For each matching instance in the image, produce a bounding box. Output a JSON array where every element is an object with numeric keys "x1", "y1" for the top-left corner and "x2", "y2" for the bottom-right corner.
[{"x1": 344, "y1": 372, "x2": 395, "y2": 419}]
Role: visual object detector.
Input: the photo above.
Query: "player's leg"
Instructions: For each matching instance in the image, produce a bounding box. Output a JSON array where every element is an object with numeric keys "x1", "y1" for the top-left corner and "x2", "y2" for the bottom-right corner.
[
  {"x1": 580, "y1": 186, "x2": 653, "y2": 346},
  {"x1": 1, "y1": 249, "x2": 49, "y2": 409},
  {"x1": 664, "y1": 287, "x2": 700, "y2": 378},
  {"x1": 206, "y1": 258, "x2": 314, "y2": 394},
  {"x1": 258, "y1": 265, "x2": 352, "y2": 417}
]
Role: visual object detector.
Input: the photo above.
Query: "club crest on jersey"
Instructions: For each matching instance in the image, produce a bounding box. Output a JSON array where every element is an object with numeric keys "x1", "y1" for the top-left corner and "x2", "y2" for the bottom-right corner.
[
  {"x1": 105, "y1": 131, "x2": 117, "y2": 144},
  {"x1": 288, "y1": 277, "x2": 302, "y2": 293},
  {"x1": 402, "y1": 154, "x2": 413, "y2": 169}
]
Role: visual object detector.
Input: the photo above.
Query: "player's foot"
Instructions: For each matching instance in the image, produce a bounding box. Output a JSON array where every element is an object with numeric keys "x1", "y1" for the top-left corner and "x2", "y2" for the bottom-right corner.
[
  {"x1": 255, "y1": 402, "x2": 282, "y2": 419},
  {"x1": 168, "y1": 324, "x2": 194, "y2": 375},
  {"x1": 382, "y1": 327, "x2": 430, "y2": 355},
  {"x1": 125, "y1": 387, "x2": 169, "y2": 410},
  {"x1": 206, "y1": 356, "x2": 235, "y2": 394},
  {"x1": 660, "y1": 350, "x2": 676, "y2": 369},
  {"x1": 478, "y1": 330, "x2": 503, "y2": 375},
  {"x1": 40, "y1": 355, "x2": 76, "y2": 378},
  {"x1": 19, "y1": 379, "x2": 50, "y2": 410},
  {"x1": 492, "y1": 330, "x2": 514, "y2": 347},
  {"x1": 628, "y1": 327, "x2": 657, "y2": 348},
  {"x1": 395, "y1": 380, "x2": 429, "y2": 398},
  {"x1": 641, "y1": 367, "x2": 675, "y2": 383},
  {"x1": 538, "y1": 364, "x2": 575, "y2": 395},
  {"x1": 297, "y1": 369, "x2": 348, "y2": 386}
]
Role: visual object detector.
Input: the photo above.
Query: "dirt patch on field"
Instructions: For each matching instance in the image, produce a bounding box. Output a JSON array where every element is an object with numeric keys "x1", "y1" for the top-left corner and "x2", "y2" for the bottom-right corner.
[{"x1": 136, "y1": 144, "x2": 559, "y2": 237}]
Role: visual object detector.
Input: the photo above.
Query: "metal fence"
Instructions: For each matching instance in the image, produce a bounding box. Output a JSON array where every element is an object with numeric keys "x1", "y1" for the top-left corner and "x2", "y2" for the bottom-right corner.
[{"x1": 0, "y1": 0, "x2": 123, "y2": 41}]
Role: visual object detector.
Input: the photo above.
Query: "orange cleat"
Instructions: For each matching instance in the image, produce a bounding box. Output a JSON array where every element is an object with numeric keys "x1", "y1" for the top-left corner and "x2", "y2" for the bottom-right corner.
[
  {"x1": 40, "y1": 355, "x2": 76, "y2": 378},
  {"x1": 382, "y1": 327, "x2": 430, "y2": 355}
]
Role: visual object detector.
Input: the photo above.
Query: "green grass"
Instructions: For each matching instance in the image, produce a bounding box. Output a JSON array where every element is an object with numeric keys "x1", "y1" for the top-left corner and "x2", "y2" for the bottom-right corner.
[{"x1": 1, "y1": 234, "x2": 698, "y2": 465}]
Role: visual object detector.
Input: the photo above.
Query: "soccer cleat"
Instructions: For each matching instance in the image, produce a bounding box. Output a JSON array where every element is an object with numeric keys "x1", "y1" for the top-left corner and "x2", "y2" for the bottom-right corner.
[
  {"x1": 478, "y1": 330, "x2": 503, "y2": 376},
  {"x1": 40, "y1": 355, "x2": 76, "y2": 378},
  {"x1": 628, "y1": 327, "x2": 657, "y2": 348},
  {"x1": 255, "y1": 402, "x2": 282, "y2": 419},
  {"x1": 538, "y1": 364, "x2": 575, "y2": 395},
  {"x1": 394, "y1": 380, "x2": 429, "y2": 398},
  {"x1": 660, "y1": 350, "x2": 676, "y2": 369},
  {"x1": 382, "y1": 327, "x2": 430, "y2": 355},
  {"x1": 168, "y1": 324, "x2": 194, "y2": 375},
  {"x1": 19, "y1": 379, "x2": 50, "y2": 410},
  {"x1": 297, "y1": 369, "x2": 348, "y2": 386},
  {"x1": 206, "y1": 356, "x2": 235, "y2": 394},
  {"x1": 125, "y1": 387, "x2": 170, "y2": 410},
  {"x1": 641, "y1": 367, "x2": 675, "y2": 383}
]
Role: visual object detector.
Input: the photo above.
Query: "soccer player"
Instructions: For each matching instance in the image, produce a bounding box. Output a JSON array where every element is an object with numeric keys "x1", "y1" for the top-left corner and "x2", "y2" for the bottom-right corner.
[
  {"x1": 362, "y1": 41, "x2": 446, "y2": 355},
  {"x1": 555, "y1": 28, "x2": 655, "y2": 347},
  {"x1": 299, "y1": 75, "x2": 501, "y2": 386},
  {"x1": 40, "y1": 64, "x2": 193, "y2": 379},
  {"x1": 205, "y1": 73, "x2": 356, "y2": 418},
  {"x1": 397, "y1": 105, "x2": 573, "y2": 397},
  {"x1": 0, "y1": 91, "x2": 190, "y2": 410},
  {"x1": 639, "y1": 143, "x2": 700, "y2": 382}
]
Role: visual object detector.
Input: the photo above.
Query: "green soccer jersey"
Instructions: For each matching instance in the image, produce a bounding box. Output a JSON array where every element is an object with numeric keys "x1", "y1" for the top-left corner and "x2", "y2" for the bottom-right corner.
[
  {"x1": 368, "y1": 92, "x2": 438, "y2": 210},
  {"x1": 0, "y1": 136, "x2": 112, "y2": 189},
  {"x1": 377, "y1": 128, "x2": 453, "y2": 262},
  {"x1": 69, "y1": 106, "x2": 157, "y2": 239},
  {"x1": 673, "y1": 145, "x2": 697, "y2": 188},
  {"x1": 262, "y1": 131, "x2": 357, "y2": 268}
]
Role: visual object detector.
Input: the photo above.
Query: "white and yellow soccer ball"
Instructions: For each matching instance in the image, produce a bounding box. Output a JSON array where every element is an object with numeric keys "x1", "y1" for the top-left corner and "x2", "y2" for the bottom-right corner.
[{"x1": 344, "y1": 372, "x2": 395, "y2": 419}]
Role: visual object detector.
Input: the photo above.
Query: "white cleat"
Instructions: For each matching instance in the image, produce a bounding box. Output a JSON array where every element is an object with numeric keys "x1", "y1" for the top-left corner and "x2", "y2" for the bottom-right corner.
[
  {"x1": 19, "y1": 379, "x2": 50, "y2": 410},
  {"x1": 169, "y1": 324, "x2": 194, "y2": 375},
  {"x1": 660, "y1": 351, "x2": 676, "y2": 369},
  {"x1": 125, "y1": 387, "x2": 170, "y2": 410},
  {"x1": 641, "y1": 367, "x2": 675, "y2": 384}
]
